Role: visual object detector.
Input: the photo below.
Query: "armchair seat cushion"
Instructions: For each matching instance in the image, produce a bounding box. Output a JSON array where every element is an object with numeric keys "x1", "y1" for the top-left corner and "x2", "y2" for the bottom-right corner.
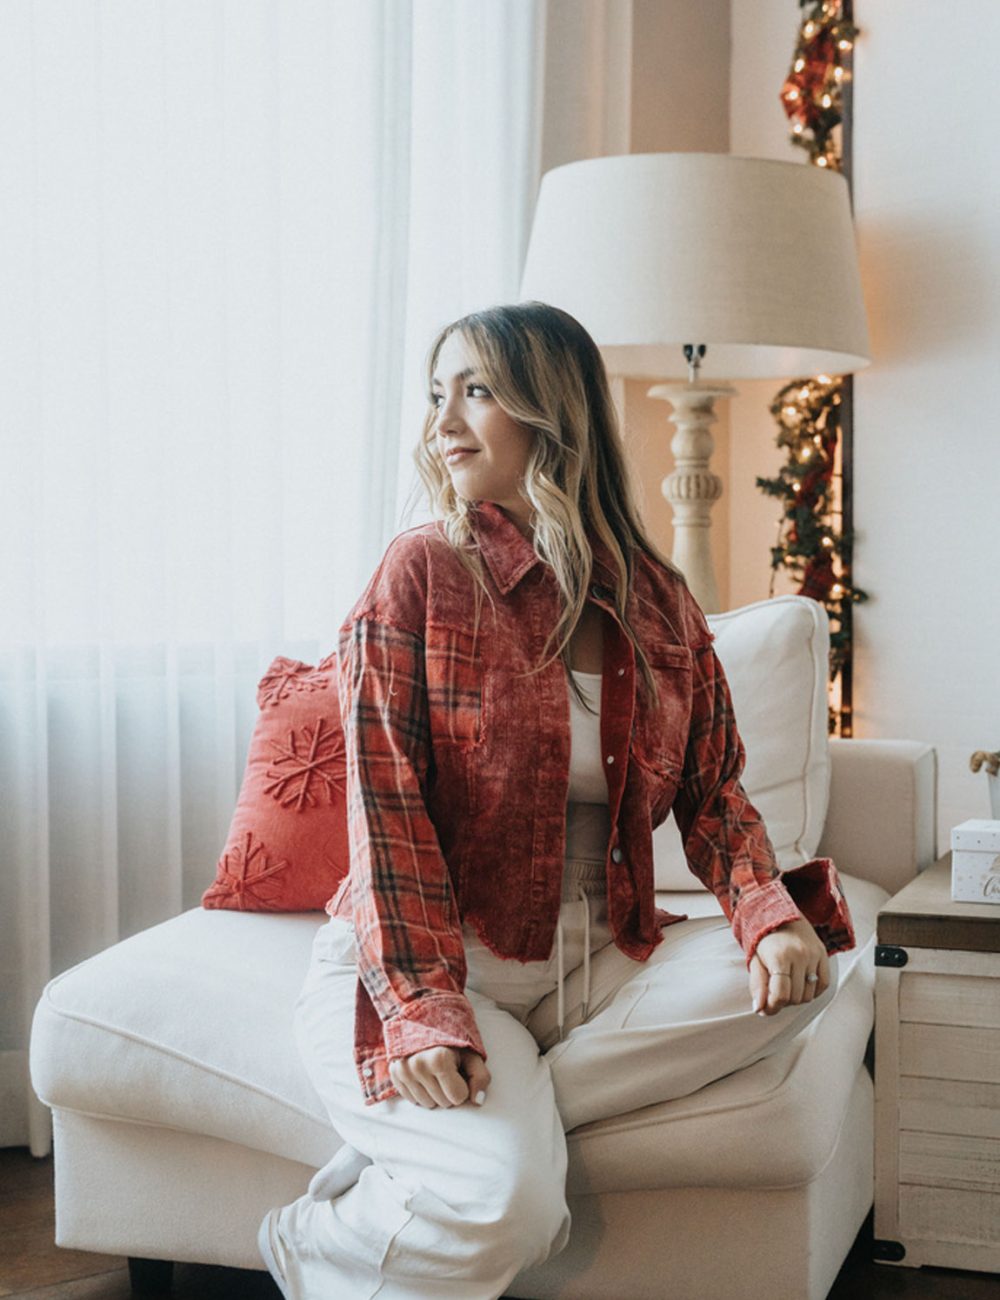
[
  {"x1": 30, "y1": 874, "x2": 887, "y2": 1196},
  {"x1": 31, "y1": 911, "x2": 330, "y2": 1169}
]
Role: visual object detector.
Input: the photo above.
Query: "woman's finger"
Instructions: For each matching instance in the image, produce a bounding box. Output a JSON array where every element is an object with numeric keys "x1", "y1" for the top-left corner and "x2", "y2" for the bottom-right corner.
[
  {"x1": 461, "y1": 1051, "x2": 491, "y2": 1106},
  {"x1": 405, "y1": 1075, "x2": 438, "y2": 1109},
  {"x1": 389, "y1": 1069, "x2": 418, "y2": 1107},
  {"x1": 410, "y1": 1060, "x2": 454, "y2": 1108},
  {"x1": 390, "y1": 1061, "x2": 435, "y2": 1109},
  {"x1": 427, "y1": 1057, "x2": 467, "y2": 1108},
  {"x1": 765, "y1": 969, "x2": 792, "y2": 1014},
  {"x1": 802, "y1": 943, "x2": 831, "y2": 1002},
  {"x1": 788, "y1": 958, "x2": 807, "y2": 1006},
  {"x1": 748, "y1": 954, "x2": 769, "y2": 1014},
  {"x1": 816, "y1": 949, "x2": 831, "y2": 996}
]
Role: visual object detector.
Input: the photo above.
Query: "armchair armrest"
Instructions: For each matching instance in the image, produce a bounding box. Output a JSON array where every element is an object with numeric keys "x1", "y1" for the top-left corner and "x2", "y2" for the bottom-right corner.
[{"x1": 816, "y1": 738, "x2": 937, "y2": 896}]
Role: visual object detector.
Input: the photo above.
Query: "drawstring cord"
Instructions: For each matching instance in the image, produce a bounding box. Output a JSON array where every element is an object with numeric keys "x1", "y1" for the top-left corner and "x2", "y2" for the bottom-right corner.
[
  {"x1": 556, "y1": 916, "x2": 564, "y2": 1041},
  {"x1": 581, "y1": 884, "x2": 591, "y2": 1024},
  {"x1": 555, "y1": 884, "x2": 593, "y2": 1044}
]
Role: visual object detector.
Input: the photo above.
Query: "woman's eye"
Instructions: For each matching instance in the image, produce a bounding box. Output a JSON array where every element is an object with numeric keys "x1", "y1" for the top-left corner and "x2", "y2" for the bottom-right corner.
[{"x1": 428, "y1": 384, "x2": 491, "y2": 407}]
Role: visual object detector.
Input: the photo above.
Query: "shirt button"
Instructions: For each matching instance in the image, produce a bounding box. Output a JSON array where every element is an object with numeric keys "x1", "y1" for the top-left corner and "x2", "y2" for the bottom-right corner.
[
  {"x1": 590, "y1": 583, "x2": 610, "y2": 601},
  {"x1": 611, "y1": 847, "x2": 624, "y2": 864},
  {"x1": 362, "y1": 1065, "x2": 374, "y2": 1078},
  {"x1": 606, "y1": 754, "x2": 614, "y2": 765},
  {"x1": 617, "y1": 667, "x2": 625, "y2": 676}
]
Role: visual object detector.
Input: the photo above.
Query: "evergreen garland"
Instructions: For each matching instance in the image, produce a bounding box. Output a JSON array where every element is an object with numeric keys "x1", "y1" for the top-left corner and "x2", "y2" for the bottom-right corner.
[
  {"x1": 760, "y1": 0, "x2": 866, "y2": 733},
  {"x1": 780, "y1": 0, "x2": 859, "y2": 174},
  {"x1": 755, "y1": 376, "x2": 867, "y2": 686}
]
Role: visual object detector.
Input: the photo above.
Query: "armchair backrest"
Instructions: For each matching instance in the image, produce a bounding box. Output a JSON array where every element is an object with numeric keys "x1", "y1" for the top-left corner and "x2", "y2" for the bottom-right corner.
[{"x1": 655, "y1": 595, "x2": 831, "y2": 891}]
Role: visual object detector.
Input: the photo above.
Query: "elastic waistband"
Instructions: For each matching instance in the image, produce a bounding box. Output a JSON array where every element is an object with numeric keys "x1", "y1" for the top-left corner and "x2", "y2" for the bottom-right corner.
[{"x1": 562, "y1": 856, "x2": 606, "y2": 901}]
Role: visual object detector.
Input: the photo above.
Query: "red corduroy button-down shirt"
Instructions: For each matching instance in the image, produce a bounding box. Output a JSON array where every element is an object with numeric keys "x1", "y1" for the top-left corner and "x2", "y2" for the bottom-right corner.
[{"x1": 327, "y1": 500, "x2": 855, "y2": 1105}]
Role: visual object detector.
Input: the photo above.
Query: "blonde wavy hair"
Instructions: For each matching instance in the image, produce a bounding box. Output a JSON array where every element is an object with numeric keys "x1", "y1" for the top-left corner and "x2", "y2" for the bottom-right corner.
[{"x1": 408, "y1": 301, "x2": 687, "y2": 713}]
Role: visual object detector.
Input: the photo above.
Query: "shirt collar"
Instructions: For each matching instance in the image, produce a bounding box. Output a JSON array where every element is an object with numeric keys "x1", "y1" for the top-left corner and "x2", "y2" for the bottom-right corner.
[{"x1": 468, "y1": 500, "x2": 619, "y2": 596}]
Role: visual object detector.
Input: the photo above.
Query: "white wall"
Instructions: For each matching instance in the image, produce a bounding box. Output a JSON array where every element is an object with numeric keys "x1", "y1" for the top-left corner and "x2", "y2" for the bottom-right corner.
[
  {"x1": 851, "y1": 2, "x2": 1000, "y2": 849},
  {"x1": 731, "y1": 0, "x2": 1000, "y2": 848}
]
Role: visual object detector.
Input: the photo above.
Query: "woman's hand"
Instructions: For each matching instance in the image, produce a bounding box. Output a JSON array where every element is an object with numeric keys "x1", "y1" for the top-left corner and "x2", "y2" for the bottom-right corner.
[
  {"x1": 749, "y1": 918, "x2": 830, "y2": 1016},
  {"x1": 389, "y1": 1046, "x2": 491, "y2": 1109}
]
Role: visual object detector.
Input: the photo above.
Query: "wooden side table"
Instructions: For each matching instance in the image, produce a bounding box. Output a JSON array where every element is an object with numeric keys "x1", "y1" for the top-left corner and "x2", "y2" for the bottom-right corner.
[{"x1": 874, "y1": 851, "x2": 1000, "y2": 1273}]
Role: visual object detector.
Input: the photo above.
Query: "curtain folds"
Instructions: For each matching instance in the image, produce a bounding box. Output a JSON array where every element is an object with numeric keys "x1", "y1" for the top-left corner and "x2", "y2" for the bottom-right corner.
[{"x1": 0, "y1": 0, "x2": 552, "y2": 1154}]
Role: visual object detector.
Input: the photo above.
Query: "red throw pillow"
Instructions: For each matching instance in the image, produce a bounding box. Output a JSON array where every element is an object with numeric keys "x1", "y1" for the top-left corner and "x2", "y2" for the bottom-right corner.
[{"x1": 202, "y1": 654, "x2": 349, "y2": 912}]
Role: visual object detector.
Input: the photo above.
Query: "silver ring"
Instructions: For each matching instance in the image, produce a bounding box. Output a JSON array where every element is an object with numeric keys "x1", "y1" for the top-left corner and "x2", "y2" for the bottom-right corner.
[{"x1": 805, "y1": 973, "x2": 820, "y2": 984}]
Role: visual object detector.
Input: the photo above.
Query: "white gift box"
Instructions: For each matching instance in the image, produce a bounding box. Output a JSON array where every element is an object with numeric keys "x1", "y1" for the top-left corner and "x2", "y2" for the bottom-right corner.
[{"x1": 951, "y1": 819, "x2": 1000, "y2": 905}]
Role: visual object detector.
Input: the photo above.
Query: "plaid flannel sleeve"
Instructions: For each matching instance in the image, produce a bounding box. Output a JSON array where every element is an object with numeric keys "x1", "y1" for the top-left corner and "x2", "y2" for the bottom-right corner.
[
  {"x1": 671, "y1": 639, "x2": 856, "y2": 964},
  {"x1": 338, "y1": 615, "x2": 487, "y2": 1067}
]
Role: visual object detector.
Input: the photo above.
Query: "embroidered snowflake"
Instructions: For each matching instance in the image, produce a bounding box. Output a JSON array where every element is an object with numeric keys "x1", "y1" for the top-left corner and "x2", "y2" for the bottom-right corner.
[
  {"x1": 257, "y1": 657, "x2": 332, "y2": 709},
  {"x1": 264, "y1": 718, "x2": 346, "y2": 811},
  {"x1": 213, "y1": 831, "x2": 290, "y2": 910}
]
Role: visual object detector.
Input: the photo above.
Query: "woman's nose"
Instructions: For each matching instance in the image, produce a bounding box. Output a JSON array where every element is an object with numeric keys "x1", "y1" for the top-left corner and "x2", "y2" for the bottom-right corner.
[{"x1": 436, "y1": 394, "x2": 465, "y2": 431}]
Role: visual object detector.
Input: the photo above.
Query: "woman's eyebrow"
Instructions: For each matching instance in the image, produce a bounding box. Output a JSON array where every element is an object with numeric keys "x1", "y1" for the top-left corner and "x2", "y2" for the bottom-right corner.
[{"x1": 430, "y1": 367, "x2": 478, "y2": 387}]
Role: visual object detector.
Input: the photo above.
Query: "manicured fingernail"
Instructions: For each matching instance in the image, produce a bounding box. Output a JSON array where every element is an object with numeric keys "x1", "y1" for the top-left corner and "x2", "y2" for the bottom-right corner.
[
  {"x1": 756, "y1": 1010, "x2": 767, "y2": 1017},
  {"x1": 475, "y1": 1090, "x2": 486, "y2": 1106},
  {"x1": 751, "y1": 998, "x2": 760, "y2": 1013}
]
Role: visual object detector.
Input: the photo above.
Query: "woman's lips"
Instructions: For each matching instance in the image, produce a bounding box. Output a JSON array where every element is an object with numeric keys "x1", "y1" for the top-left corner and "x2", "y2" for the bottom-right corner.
[{"x1": 445, "y1": 449, "x2": 478, "y2": 464}]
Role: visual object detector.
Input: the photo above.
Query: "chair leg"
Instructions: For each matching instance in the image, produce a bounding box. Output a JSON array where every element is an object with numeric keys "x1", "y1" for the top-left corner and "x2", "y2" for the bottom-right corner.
[{"x1": 127, "y1": 1257, "x2": 174, "y2": 1295}]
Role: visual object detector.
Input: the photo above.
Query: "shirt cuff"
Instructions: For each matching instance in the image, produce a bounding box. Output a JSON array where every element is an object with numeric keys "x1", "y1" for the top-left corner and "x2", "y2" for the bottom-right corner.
[
  {"x1": 731, "y1": 878, "x2": 804, "y2": 965},
  {"x1": 779, "y1": 857, "x2": 857, "y2": 957},
  {"x1": 383, "y1": 992, "x2": 488, "y2": 1064},
  {"x1": 731, "y1": 857, "x2": 858, "y2": 965}
]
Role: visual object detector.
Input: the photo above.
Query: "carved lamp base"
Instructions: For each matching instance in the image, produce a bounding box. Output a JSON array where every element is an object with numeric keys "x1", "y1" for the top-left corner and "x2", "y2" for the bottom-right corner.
[{"x1": 647, "y1": 380, "x2": 736, "y2": 615}]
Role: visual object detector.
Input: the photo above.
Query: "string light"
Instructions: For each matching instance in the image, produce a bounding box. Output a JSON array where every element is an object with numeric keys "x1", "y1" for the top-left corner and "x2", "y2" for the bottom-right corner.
[
  {"x1": 780, "y1": 1, "x2": 857, "y2": 174},
  {"x1": 768, "y1": 0, "x2": 865, "y2": 736},
  {"x1": 758, "y1": 368, "x2": 869, "y2": 733}
]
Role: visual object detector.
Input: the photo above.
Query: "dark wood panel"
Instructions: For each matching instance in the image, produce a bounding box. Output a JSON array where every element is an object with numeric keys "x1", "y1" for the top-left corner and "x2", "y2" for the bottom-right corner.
[{"x1": 878, "y1": 857, "x2": 1000, "y2": 955}]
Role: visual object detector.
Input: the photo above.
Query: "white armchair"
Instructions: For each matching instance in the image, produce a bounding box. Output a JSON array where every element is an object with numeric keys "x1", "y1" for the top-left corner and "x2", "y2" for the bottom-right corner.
[{"x1": 30, "y1": 596, "x2": 937, "y2": 1300}]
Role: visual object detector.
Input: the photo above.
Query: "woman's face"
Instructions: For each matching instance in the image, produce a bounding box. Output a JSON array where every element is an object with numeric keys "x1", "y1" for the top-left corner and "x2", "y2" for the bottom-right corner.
[{"x1": 431, "y1": 332, "x2": 536, "y2": 537}]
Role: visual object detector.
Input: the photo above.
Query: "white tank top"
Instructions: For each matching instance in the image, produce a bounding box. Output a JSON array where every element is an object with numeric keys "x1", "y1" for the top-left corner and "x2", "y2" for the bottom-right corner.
[{"x1": 566, "y1": 669, "x2": 611, "y2": 862}]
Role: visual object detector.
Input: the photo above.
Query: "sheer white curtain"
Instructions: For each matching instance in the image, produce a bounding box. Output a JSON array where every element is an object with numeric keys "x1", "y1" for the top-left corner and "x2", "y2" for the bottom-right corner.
[{"x1": 0, "y1": 0, "x2": 552, "y2": 1154}]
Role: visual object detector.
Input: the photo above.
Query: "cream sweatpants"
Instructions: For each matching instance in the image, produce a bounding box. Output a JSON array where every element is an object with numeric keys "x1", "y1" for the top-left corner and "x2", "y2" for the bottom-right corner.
[{"x1": 275, "y1": 859, "x2": 838, "y2": 1300}]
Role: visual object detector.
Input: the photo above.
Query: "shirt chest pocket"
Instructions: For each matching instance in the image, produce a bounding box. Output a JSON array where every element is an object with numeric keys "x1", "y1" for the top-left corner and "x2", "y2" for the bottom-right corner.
[
  {"x1": 632, "y1": 644, "x2": 692, "y2": 780},
  {"x1": 424, "y1": 624, "x2": 485, "y2": 749}
]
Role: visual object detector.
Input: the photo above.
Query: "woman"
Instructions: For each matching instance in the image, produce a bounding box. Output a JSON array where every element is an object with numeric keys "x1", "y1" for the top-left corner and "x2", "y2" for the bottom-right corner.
[{"x1": 258, "y1": 302, "x2": 856, "y2": 1299}]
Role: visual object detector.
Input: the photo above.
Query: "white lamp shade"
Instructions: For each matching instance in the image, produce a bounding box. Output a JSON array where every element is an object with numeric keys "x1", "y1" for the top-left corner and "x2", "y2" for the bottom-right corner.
[{"x1": 519, "y1": 152, "x2": 872, "y2": 381}]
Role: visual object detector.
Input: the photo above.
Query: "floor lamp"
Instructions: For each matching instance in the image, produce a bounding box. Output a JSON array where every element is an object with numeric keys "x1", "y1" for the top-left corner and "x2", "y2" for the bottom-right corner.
[{"x1": 519, "y1": 152, "x2": 871, "y2": 613}]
